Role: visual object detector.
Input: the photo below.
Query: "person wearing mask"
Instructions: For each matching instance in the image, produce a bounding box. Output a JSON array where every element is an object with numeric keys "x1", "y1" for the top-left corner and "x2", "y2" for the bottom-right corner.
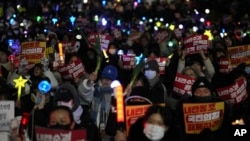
[
  {"x1": 47, "y1": 106, "x2": 76, "y2": 130},
  {"x1": 126, "y1": 105, "x2": 177, "y2": 141},
  {"x1": 175, "y1": 77, "x2": 232, "y2": 141},
  {"x1": 143, "y1": 59, "x2": 167, "y2": 104},
  {"x1": 54, "y1": 83, "x2": 101, "y2": 141}
]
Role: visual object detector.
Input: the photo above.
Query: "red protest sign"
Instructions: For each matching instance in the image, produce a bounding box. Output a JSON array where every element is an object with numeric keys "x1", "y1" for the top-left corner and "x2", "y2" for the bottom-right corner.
[
  {"x1": 184, "y1": 34, "x2": 209, "y2": 55},
  {"x1": 62, "y1": 41, "x2": 80, "y2": 54},
  {"x1": 89, "y1": 33, "x2": 112, "y2": 50},
  {"x1": 121, "y1": 55, "x2": 136, "y2": 70},
  {"x1": 35, "y1": 126, "x2": 86, "y2": 141},
  {"x1": 218, "y1": 58, "x2": 232, "y2": 73},
  {"x1": 173, "y1": 73, "x2": 196, "y2": 96},
  {"x1": 183, "y1": 102, "x2": 224, "y2": 134},
  {"x1": 57, "y1": 58, "x2": 86, "y2": 80},
  {"x1": 216, "y1": 77, "x2": 248, "y2": 104}
]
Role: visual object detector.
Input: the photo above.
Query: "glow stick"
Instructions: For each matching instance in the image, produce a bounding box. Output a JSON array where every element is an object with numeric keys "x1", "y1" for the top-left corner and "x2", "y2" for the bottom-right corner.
[
  {"x1": 14, "y1": 76, "x2": 28, "y2": 101},
  {"x1": 58, "y1": 43, "x2": 64, "y2": 63},
  {"x1": 111, "y1": 80, "x2": 124, "y2": 122}
]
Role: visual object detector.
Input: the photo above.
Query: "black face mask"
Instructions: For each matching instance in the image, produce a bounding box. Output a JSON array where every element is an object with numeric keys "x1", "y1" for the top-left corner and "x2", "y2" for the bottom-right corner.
[
  {"x1": 49, "y1": 123, "x2": 71, "y2": 130},
  {"x1": 193, "y1": 95, "x2": 213, "y2": 103}
]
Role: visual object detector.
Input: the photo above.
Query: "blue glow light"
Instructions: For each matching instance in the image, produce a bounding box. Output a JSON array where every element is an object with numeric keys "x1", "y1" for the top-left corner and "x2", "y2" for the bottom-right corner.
[
  {"x1": 38, "y1": 80, "x2": 51, "y2": 94},
  {"x1": 70, "y1": 16, "x2": 76, "y2": 25},
  {"x1": 52, "y1": 18, "x2": 58, "y2": 25}
]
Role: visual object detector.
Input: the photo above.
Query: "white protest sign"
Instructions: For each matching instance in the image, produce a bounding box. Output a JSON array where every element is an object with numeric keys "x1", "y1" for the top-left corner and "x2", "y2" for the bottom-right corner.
[{"x1": 0, "y1": 101, "x2": 15, "y2": 131}]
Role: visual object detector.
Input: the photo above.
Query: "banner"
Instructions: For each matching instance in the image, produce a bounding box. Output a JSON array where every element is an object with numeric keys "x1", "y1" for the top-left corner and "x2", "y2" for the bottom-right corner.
[
  {"x1": 0, "y1": 101, "x2": 14, "y2": 131},
  {"x1": 121, "y1": 55, "x2": 136, "y2": 70},
  {"x1": 173, "y1": 73, "x2": 196, "y2": 96},
  {"x1": 227, "y1": 45, "x2": 250, "y2": 67},
  {"x1": 62, "y1": 41, "x2": 80, "y2": 54},
  {"x1": 216, "y1": 77, "x2": 248, "y2": 104},
  {"x1": 57, "y1": 58, "x2": 86, "y2": 80},
  {"x1": 20, "y1": 41, "x2": 46, "y2": 64},
  {"x1": 35, "y1": 126, "x2": 86, "y2": 141},
  {"x1": 89, "y1": 33, "x2": 112, "y2": 50},
  {"x1": 183, "y1": 102, "x2": 224, "y2": 134},
  {"x1": 184, "y1": 34, "x2": 209, "y2": 55}
]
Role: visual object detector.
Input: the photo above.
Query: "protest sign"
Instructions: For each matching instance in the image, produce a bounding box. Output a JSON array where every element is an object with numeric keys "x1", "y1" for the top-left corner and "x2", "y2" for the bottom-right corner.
[
  {"x1": 216, "y1": 77, "x2": 248, "y2": 104},
  {"x1": 35, "y1": 126, "x2": 86, "y2": 141},
  {"x1": 183, "y1": 102, "x2": 224, "y2": 134},
  {"x1": 184, "y1": 34, "x2": 209, "y2": 55},
  {"x1": 0, "y1": 101, "x2": 14, "y2": 131},
  {"x1": 227, "y1": 45, "x2": 250, "y2": 67},
  {"x1": 173, "y1": 73, "x2": 196, "y2": 96}
]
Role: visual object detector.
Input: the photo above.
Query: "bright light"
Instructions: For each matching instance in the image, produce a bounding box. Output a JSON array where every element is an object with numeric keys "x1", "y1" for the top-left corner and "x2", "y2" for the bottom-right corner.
[
  {"x1": 70, "y1": 16, "x2": 76, "y2": 25},
  {"x1": 117, "y1": 19, "x2": 121, "y2": 26},
  {"x1": 149, "y1": 18, "x2": 153, "y2": 23},
  {"x1": 52, "y1": 18, "x2": 58, "y2": 24},
  {"x1": 102, "y1": 18, "x2": 107, "y2": 26},
  {"x1": 139, "y1": 21, "x2": 143, "y2": 25},
  {"x1": 193, "y1": 26, "x2": 198, "y2": 32},
  {"x1": 94, "y1": 15, "x2": 99, "y2": 22},
  {"x1": 178, "y1": 24, "x2": 183, "y2": 29},
  {"x1": 111, "y1": 80, "x2": 121, "y2": 88},
  {"x1": 205, "y1": 9, "x2": 210, "y2": 14},
  {"x1": 154, "y1": 26, "x2": 158, "y2": 31},
  {"x1": 200, "y1": 17, "x2": 205, "y2": 22},
  {"x1": 168, "y1": 41, "x2": 174, "y2": 47},
  {"x1": 194, "y1": 9, "x2": 199, "y2": 15},
  {"x1": 169, "y1": 24, "x2": 175, "y2": 31},
  {"x1": 83, "y1": 0, "x2": 88, "y2": 3},
  {"x1": 160, "y1": 18, "x2": 164, "y2": 22},
  {"x1": 156, "y1": 21, "x2": 161, "y2": 27}
]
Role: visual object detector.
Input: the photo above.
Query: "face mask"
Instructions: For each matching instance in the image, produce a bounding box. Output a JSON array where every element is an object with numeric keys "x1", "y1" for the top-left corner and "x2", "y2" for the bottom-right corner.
[
  {"x1": 49, "y1": 123, "x2": 71, "y2": 130},
  {"x1": 144, "y1": 70, "x2": 157, "y2": 80},
  {"x1": 58, "y1": 101, "x2": 73, "y2": 110},
  {"x1": 193, "y1": 95, "x2": 213, "y2": 102},
  {"x1": 143, "y1": 123, "x2": 166, "y2": 141},
  {"x1": 108, "y1": 49, "x2": 117, "y2": 55}
]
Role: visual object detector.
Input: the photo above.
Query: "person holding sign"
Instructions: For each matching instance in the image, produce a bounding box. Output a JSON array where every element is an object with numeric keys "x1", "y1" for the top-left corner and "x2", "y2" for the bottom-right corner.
[
  {"x1": 175, "y1": 77, "x2": 232, "y2": 141},
  {"x1": 177, "y1": 49, "x2": 215, "y2": 82}
]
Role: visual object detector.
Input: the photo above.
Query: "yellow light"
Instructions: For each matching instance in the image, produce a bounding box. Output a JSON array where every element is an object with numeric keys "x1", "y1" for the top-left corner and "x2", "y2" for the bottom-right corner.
[
  {"x1": 14, "y1": 76, "x2": 28, "y2": 101},
  {"x1": 204, "y1": 30, "x2": 214, "y2": 40},
  {"x1": 169, "y1": 24, "x2": 175, "y2": 31},
  {"x1": 58, "y1": 43, "x2": 64, "y2": 63},
  {"x1": 156, "y1": 21, "x2": 161, "y2": 27}
]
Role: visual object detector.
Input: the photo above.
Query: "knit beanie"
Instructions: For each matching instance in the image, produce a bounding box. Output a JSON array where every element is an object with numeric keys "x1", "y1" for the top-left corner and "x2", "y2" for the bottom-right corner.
[
  {"x1": 192, "y1": 77, "x2": 213, "y2": 94},
  {"x1": 144, "y1": 60, "x2": 159, "y2": 73}
]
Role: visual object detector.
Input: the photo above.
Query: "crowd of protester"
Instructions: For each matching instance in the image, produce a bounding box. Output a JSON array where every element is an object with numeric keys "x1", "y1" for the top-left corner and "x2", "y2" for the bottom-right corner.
[{"x1": 0, "y1": 0, "x2": 250, "y2": 141}]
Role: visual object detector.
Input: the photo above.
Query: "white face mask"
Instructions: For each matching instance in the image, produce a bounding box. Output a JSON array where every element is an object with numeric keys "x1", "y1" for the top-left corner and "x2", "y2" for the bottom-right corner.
[
  {"x1": 109, "y1": 49, "x2": 117, "y2": 55},
  {"x1": 144, "y1": 70, "x2": 157, "y2": 80},
  {"x1": 57, "y1": 100, "x2": 73, "y2": 109},
  {"x1": 143, "y1": 123, "x2": 166, "y2": 141}
]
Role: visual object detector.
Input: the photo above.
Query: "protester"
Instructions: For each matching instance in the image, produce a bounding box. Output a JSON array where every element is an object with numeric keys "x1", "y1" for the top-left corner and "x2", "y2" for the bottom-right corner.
[
  {"x1": 127, "y1": 104, "x2": 177, "y2": 141},
  {"x1": 175, "y1": 77, "x2": 232, "y2": 141},
  {"x1": 47, "y1": 105, "x2": 76, "y2": 130},
  {"x1": 54, "y1": 83, "x2": 101, "y2": 141},
  {"x1": 143, "y1": 59, "x2": 167, "y2": 104}
]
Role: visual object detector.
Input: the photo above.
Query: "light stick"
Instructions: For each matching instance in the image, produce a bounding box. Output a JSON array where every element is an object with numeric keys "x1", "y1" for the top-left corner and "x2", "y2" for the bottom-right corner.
[
  {"x1": 111, "y1": 80, "x2": 124, "y2": 123},
  {"x1": 14, "y1": 76, "x2": 28, "y2": 101},
  {"x1": 58, "y1": 43, "x2": 64, "y2": 64}
]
